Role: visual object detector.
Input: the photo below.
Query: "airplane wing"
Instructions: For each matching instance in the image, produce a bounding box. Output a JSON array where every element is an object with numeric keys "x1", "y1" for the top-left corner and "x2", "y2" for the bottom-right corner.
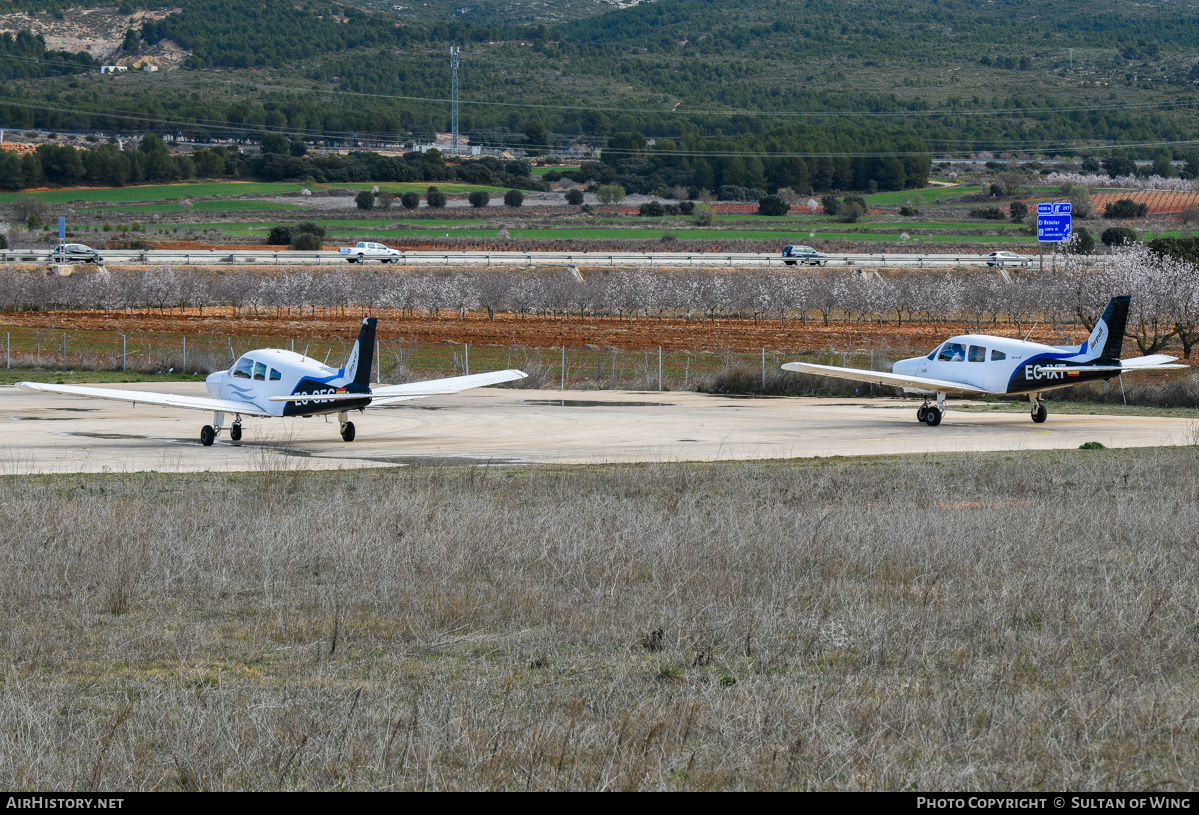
[
  {"x1": 15, "y1": 382, "x2": 271, "y2": 416},
  {"x1": 780, "y1": 362, "x2": 990, "y2": 395},
  {"x1": 265, "y1": 369, "x2": 528, "y2": 405}
]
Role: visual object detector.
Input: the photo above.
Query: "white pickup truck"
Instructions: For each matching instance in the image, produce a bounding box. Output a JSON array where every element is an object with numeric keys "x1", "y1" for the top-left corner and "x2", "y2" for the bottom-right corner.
[{"x1": 339, "y1": 241, "x2": 403, "y2": 263}]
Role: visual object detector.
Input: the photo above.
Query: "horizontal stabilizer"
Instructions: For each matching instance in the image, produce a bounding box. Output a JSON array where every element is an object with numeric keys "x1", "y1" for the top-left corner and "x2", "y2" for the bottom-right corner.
[
  {"x1": 268, "y1": 369, "x2": 528, "y2": 403},
  {"x1": 370, "y1": 369, "x2": 527, "y2": 398}
]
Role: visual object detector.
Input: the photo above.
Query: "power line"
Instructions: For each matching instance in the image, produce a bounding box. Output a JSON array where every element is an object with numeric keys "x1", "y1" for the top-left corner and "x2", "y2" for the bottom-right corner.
[{"x1": 2, "y1": 89, "x2": 1199, "y2": 158}]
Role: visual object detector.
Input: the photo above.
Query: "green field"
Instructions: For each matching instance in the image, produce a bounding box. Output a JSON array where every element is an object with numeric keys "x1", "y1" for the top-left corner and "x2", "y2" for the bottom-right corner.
[
  {"x1": 863, "y1": 186, "x2": 983, "y2": 205},
  {"x1": 0, "y1": 182, "x2": 308, "y2": 205},
  {"x1": 1138, "y1": 230, "x2": 1199, "y2": 241},
  {"x1": 84, "y1": 200, "x2": 307, "y2": 214},
  {"x1": 320, "y1": 182, "x2": 508, "y2": 194}
]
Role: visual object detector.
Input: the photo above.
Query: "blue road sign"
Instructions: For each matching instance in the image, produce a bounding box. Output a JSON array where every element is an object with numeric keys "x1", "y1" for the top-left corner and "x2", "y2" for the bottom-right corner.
[
  {"x1": 58, "y1": 216, "x2": 65, "y2": 243},
  {"x1": 1037, "y1": 201, "x2": 1071, "y2": 242}
]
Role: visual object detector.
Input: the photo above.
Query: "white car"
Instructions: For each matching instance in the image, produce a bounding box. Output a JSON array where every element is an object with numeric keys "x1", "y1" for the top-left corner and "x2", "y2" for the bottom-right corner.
[
  {"x1": 782, "y1": 245, "x2": 828, "y2": 266},
  {"x1": 986, "y1": 251, "x2": 1030, "y2": 268},
  {"x1": 51, "y1": 243, "x2": 103, "y2": 264},
  {"x1": 339, "y1": 241, "x2": 403, "y2": 263}
]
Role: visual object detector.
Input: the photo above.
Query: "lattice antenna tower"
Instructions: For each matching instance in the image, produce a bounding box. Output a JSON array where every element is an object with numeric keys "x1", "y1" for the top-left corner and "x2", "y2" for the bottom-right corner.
[{"x1": 450, "y1": 46, "x2": 460, "y2": 155}]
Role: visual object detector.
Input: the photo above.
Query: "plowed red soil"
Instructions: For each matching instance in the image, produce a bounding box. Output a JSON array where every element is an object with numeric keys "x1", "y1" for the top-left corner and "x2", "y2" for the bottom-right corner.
[
  {"x1": 1092, "y1": 191, "x2": 1199, "y2": 216},
  {"x1": 0, "y1": 308, "x2": 1088, "y2": 355}
]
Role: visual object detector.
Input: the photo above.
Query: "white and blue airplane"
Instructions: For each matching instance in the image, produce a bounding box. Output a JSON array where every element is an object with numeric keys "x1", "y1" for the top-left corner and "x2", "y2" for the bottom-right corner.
[
  {"x1": 782, "y1": 296, "x2": 1187, "y2": 426},
  {"x1": 18, "y1": 314, "x2": 526, "y2": 445}
]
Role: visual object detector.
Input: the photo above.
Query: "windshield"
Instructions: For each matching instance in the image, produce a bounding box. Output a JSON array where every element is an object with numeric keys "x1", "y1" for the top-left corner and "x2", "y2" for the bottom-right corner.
[{"x1": 937, "y1": 342, "x2": 966, "y2": 362}]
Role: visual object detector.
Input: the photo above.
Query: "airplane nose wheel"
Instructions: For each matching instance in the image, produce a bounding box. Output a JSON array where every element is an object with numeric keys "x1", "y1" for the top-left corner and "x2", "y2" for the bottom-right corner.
[
  {"x1": 1031, "y1": 404, "x2": 1048, "y2": 424},
  {"x1": 340, "y1": 421, "x2": 356, "y2": 442},
  {"x1": 923, "y1": 406, "x2": 942, "y2": 427},
  {"x1": 200, "y1": 425, "x2": 215, "y2": 446}
]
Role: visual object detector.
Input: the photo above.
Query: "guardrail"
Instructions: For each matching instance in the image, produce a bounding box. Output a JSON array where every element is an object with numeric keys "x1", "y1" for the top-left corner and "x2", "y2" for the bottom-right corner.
[{"x1": 1, "y1": 250, "x2": 1101, "y2": 269}]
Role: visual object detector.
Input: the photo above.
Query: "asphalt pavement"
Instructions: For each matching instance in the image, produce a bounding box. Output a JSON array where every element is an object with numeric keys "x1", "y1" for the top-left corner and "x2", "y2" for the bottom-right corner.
[{"x1": 1, "y1": 383, "x2": 1189, "y2": 474}]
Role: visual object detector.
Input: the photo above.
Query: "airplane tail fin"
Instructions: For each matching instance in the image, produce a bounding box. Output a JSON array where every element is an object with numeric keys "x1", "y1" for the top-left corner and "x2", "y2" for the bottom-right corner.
[
  {"x1": 342, "y1": 314, "x2": 377, "y2": 389},
  {"x1": 1080, "y1": 296, "x2": 1130, "y2": 362}
]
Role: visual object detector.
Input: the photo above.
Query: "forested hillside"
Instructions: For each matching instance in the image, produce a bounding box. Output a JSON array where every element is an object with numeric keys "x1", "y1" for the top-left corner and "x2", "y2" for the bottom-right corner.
[{"x1": 0, "y1": 0, "x2": 1198, "y2": 191}]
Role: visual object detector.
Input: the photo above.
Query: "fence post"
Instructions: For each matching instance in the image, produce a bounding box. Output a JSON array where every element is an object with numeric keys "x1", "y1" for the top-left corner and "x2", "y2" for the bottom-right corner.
[
  {"x1": 761, "y1": 347, "x2": 766, "y2": 391},
  {"x1": 375, "y1": 340, "x2": 380, "y2": 381},
  {"x1": 658, "y1": 347, "x2": 662, "y2": 393},
  {"x1": 182, "y1": 336, "x2": 186, "y2": 371},
  {"x1": 62, "y1": 333, "x2": 66, "y2": 371},
  {"x1": 5, "y1": 332, "x2": 8, "y2": 369},
  {"x1": 122, "y1": 334, "x2": 126, "y2": 371},
  {"x1": 561, "y1": 346, "x2": 566, "y2": 391},
  {"x1": 465, "y1": 343, "x2": 469, "y2": 376}
]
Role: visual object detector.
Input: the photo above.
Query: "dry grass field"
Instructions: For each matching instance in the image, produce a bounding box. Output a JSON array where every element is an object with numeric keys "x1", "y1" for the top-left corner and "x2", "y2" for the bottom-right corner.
[{"x1": 2, "y1": 446, "x2": 1198, "y2": 790}]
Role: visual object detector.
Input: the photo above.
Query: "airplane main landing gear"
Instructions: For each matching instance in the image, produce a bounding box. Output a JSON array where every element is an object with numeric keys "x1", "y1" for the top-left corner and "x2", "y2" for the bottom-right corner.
[
  {"x1": 1029, "y1": 394, "x2": 1048, "y2": 424},
  {"x1": 917, "y1": 393, "x2": 946, "y2": 426},
  {"x1": 337, "y1": 410, "x2": 355, "y2": 442},
  {"x1": 201, "y1": 411, "x2": 227, "y2": 447}
]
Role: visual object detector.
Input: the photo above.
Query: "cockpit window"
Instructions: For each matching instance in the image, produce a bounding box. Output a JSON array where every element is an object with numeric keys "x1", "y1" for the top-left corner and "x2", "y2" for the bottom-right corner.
[
  {"x1": 937, "y1": 342, "x2": 966, "y2": 362},
  {"x1": 968, "y1": 345, "x2": 986, "y2": 362},
  {"x1": 269, "y1": 368, "x2": 281, "y2": 381},
  {"x1": 232, "y1": 357, "x2": 253, "y2": 379},
  {"x1": 991, "y1": 349, "x2": 1007, "y2": 361},
  {"x1": 253, "y1": 361, "x2": 267, "y2": 381}
]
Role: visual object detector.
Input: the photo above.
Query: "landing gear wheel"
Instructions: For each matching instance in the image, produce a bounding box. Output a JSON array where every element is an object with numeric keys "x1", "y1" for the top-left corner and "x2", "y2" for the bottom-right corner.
[
  {"x1": 917, "y1": 405, "x2": 928, "y2": 423},
  {"x1": 230, "y1": 422, "x2": 242, "y2": 442},
  {"x1": 200, "y1": 425, "x2": 215, "y2": 446},
  {"x1": 1031, "y1": 404, "x2": 1048, "y2": 424},
  {"x1": 340, "y1": 421, "x2": 356, "y2": 442},
  {"x1": 924, "y1": 406, "x2": 942, "y2": 427}
]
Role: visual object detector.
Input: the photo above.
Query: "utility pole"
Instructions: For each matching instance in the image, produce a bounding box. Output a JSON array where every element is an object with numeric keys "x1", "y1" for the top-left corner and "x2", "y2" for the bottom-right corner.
[{"x1": 450, "y1": 46, "x2": 460, "y2": 156}]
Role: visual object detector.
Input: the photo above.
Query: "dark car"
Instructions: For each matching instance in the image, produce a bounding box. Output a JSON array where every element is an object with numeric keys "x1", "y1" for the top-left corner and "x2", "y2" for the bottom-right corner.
[
  {"x1": 782, "y1": 245, "x2": 828, "y2": 266},
  {"x1": 51, "y1": 243, "x2": 103, "y2": 264}
]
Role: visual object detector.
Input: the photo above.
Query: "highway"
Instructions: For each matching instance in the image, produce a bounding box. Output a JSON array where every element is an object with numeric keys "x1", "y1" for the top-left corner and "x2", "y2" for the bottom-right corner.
[{"x1": 0, "y1": 248, "x2": 1094, "y2": 269}]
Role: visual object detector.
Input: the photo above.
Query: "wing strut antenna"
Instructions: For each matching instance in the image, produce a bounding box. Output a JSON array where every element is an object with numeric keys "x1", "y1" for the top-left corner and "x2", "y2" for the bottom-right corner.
[{"x1": 1022, "y1": 323, "x2": 1038, "y2": 342}]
